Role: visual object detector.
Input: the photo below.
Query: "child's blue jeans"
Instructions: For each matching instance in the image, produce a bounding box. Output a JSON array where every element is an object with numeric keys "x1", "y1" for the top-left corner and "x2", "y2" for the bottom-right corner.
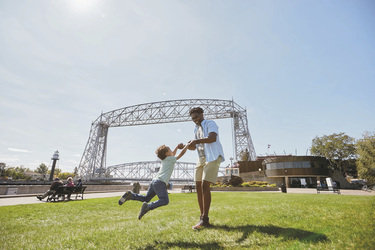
[{"x1": 131, "y1": 179, "x2": 169, "y2": 210}]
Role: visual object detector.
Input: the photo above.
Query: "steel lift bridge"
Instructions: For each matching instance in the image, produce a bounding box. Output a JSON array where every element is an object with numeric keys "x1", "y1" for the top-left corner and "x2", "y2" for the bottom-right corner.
[{"x1": 77, "y1": 99, "x2": 256, "y2": 181}]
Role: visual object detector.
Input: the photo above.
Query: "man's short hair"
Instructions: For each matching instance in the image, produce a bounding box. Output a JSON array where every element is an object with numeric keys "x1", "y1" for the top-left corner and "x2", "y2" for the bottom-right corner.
[
  {"x1": 189, "y1": 107, "x2": 204, "y2": 116},
  {"x1": 156, "y1": 145, "x2": 169, "y2": 160}
]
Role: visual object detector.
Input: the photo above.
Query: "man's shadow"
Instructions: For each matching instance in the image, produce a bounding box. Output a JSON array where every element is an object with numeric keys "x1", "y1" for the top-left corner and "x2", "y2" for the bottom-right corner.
[
  {"x1": 140, "y1": 224, "x2": 329, "y2": 249},
  {"x1": 210, "y1": 224, "x2": 329, "y2": 244}
]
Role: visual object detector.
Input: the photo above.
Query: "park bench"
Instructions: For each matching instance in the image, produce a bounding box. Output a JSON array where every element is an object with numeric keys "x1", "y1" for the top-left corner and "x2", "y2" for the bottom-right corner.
[
  {"x1": 47, "y1": 186, "x2": 87, "y2": 202},
  {"x1": 316, "y1": 186, "x2": 341, "y2": 194},
  {"x1": 181, "y1": 185, "x2": 196, "y2": 193}
]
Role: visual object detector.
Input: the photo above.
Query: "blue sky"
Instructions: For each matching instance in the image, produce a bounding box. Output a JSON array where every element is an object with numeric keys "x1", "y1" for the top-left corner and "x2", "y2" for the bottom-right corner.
[{"x1": 1, "y1": 0, "x2": 374, "y2": 173}]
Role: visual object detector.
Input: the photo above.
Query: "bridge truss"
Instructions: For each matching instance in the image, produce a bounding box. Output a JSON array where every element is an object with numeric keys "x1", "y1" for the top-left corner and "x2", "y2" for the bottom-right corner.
[
  {"x1": 78, "y1": 99, "x2": 256, "y2": 181},
  {"x1": 106, "y1": 161, "x2": 196, "y2": 183}
]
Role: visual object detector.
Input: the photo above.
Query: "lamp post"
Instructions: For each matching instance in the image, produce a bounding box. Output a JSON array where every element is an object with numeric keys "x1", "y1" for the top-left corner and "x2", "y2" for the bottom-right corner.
[
  {"x1": 230, "y1": 157, "x2": 233, "y2": 167},
  {"x1": 49, "y1": 150, "x2": 59, "y2": 181},
  {"x1": 259, "y1": 167, "x2": 267, "y2": 177}
]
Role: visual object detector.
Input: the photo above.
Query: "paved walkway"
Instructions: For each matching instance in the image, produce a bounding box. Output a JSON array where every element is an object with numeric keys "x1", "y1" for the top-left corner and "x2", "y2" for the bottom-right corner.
[
  {"x1": 0, "y1": 188, "x2": 373, "y2": 207},
  {"x1": 0, "y1": 191, "x2": 127, "y2": 207}
]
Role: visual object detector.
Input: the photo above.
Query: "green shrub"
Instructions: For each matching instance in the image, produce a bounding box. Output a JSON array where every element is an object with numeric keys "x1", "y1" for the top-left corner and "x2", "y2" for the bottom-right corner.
[{"x1": 248, "y1": 181, "x2": 269, "y2": 186}]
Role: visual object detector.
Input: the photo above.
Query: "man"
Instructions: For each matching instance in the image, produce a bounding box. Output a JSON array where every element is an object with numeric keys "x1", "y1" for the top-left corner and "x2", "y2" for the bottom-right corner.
[
  {"x1": 37, "y1": 177, "x2": 63, "y2": 201},
  {"x1": 188, "y1": 107, "x2": 225, "y2": 229}
]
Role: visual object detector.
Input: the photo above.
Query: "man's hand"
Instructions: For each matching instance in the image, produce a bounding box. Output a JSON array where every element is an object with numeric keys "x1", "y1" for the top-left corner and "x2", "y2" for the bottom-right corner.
[
  {"x1": 187, "y1": 140, "x2": 197, "y2": 150},
  {"x1": 177, "y1": 143, "x2": 185, "y2": 149}
]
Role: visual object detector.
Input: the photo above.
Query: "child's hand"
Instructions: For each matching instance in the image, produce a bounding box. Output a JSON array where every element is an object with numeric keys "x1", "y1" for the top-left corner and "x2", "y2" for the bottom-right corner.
[{"x1": 177, "y1": 143, "x2": 185, "y2": 149}]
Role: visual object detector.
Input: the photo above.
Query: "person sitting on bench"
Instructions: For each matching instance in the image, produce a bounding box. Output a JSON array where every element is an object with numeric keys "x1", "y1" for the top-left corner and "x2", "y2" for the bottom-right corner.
[
  {"x1": 64, "y1": 177, "x2": 74, "y2": 200},
  {"x1": 37, "y1": 178, "x2": 63, "y2": 201},
  {"x1": 75, "y1": 178, "x2": 83, "y2": 187}
]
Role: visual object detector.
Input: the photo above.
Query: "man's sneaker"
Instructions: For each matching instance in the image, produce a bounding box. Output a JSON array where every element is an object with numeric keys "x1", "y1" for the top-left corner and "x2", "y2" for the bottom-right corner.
[
  {"x1": 37, "y1": 196, "x2": 42, "y2": 201},
  {"x1": 118, "y1": 191, "x2": 132, "y2": 205},
  {"x1": 138, "y1": 202, "x2": 149, "y2": 220},
  {"x1": 192, "y1": 216, "x2": 210, "y2": 229}
]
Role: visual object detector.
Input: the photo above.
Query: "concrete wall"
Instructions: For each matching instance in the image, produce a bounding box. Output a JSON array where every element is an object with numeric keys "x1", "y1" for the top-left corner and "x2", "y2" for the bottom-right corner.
[
  {"x1": 0, "y1": 184, "x2": 191, "y2": 195},
  {"x1": 0, "y1": 185, "x2": 133, "y2": 195}
]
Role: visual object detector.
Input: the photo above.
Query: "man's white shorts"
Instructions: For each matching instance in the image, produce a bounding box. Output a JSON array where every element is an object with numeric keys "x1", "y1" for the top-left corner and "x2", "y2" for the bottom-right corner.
[{"x1": 194, "y1": 156, "x2": 222, "y2": 183}]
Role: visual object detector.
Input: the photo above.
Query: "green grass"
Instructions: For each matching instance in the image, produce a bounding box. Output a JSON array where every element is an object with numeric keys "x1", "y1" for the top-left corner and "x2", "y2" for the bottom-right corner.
[{"x1": 1, "y1": 192, "x2": 374, "y2": 249}]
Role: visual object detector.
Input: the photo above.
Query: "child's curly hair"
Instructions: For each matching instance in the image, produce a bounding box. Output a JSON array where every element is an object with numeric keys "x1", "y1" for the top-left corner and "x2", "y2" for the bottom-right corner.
[{"x1": 156, "y1": 145, "x2": 169, "y2": 160}]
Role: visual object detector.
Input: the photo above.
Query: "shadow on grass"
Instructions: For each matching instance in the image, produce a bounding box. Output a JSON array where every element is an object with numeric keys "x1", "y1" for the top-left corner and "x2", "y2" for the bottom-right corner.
[
  {"x1": 211, "y1": 224, "x2": 329, "y2": 244},
  {"x1": 139, "y1": 224, "x2": 329, "y2": 249},
  {"x1": 141, "y1": 241, "x2": 225, "y2": 250}
]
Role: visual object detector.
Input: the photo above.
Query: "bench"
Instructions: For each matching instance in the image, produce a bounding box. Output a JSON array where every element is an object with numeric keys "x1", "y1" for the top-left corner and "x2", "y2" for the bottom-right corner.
[
  {"x1": 316, "y1": 186, "x2": 341, "y2": 194},
  {"x1": 181, "y1": 185, "x2": 196, "y2": 193},
  {"x1": 47, "y1": 186, "x2": 87, "y2": 201}
]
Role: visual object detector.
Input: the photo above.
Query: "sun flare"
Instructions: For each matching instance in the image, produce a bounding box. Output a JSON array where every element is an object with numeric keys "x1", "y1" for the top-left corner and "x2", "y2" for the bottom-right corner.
[{"x1": 68, "y1": 0, "x2": 99, "y2": 14}]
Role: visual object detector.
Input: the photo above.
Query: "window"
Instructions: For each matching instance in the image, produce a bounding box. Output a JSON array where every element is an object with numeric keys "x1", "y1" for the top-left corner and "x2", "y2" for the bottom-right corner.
[
  {"x1": 266, "y1": 161, "x2": 312, "y2": 170},
  {"x1": 302, "y1": 161, "x2": 310, "y2": 168}
]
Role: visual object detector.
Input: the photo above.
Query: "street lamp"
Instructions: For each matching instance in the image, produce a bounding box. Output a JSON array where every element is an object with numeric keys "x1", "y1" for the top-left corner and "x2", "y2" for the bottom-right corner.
[{"x1": 230, "y1": 157, "x2": 233, "y2": 167}]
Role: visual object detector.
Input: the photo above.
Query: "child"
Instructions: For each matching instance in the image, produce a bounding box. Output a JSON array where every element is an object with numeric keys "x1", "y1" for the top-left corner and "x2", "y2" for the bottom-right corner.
[{"x1": 118, "y1": 142, "x2": 190, "y2": 220}]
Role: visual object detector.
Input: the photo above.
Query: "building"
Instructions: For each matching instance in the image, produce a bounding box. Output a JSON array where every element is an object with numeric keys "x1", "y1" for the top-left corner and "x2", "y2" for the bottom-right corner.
[
  {"x1": 224, "y1": 167, "x2": 240, "y2": 177},
  {"x1": 237, "y1": 156, "x2": 350, "y2": 188},
  {"x1": 24, "y1": 171, "x2": 44, "y2": 180}
]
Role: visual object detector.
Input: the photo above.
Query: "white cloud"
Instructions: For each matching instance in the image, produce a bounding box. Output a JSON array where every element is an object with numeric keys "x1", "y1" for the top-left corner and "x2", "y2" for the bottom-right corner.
[
  {"x1": 8, "y1": 148, "x2": 29, "y2": 153},
  {"x1": 66, "y1": 159, "x2": 80, "y2": 164},
  {"x1": 0, "y1": 157, "x2": 19, "y2": 162}
]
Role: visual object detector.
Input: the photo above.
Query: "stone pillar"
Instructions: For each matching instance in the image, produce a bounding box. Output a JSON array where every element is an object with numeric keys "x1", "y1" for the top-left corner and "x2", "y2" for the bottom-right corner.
[{"x1": 285, "y1": 176, "x2": 290, "y2": 188}]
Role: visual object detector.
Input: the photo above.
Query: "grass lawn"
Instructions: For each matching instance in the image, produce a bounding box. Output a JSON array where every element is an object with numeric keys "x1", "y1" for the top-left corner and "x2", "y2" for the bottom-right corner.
[{"x1": 0, "y1": 192, "x2": 374, "y2": 249}]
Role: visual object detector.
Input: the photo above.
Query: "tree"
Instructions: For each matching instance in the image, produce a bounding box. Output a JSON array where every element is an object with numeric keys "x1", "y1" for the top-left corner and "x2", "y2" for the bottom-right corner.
[
  {"x1": 35, "y1": 163, "x2": 49, "y2": 179},
  {"x1": 48, "y1": 168, "x2": 62, "y2": 178},
  {"x1": 310, "y1": 132, "x2": 356, "y2": 172},
  {"x1": 58, "y1": 172, "x2": 75, "y2": 180},
  {"x1": 54, "y1": 168, "x2": 62, "y2": 175},
  {"x1": 2, "y1": 165, "x2": 30, "y2": 180},
  {"x1": 0, "y1": 163, "x2": 6, "y2": 177},
  {"x1": 239, "y1": 149, "x2": 251, "y2": 161},
  {"x1": 356, "y1": 131, "x2": 375, "y2": 184}
]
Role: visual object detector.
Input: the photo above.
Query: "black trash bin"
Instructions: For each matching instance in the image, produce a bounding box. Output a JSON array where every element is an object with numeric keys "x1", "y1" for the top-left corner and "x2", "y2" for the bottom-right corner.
[{"x1": 281, "y1": 183, "x2": 287, "y2": 193}]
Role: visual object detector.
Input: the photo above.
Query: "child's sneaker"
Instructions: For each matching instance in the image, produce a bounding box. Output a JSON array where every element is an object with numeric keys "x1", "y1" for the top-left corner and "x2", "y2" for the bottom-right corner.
[
  {"x1": 138, "y1": 202, "x2": 149, "y2": 220},
  {"x1": 118, "y1": 191, "x2": 132, "y2": 205}
]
